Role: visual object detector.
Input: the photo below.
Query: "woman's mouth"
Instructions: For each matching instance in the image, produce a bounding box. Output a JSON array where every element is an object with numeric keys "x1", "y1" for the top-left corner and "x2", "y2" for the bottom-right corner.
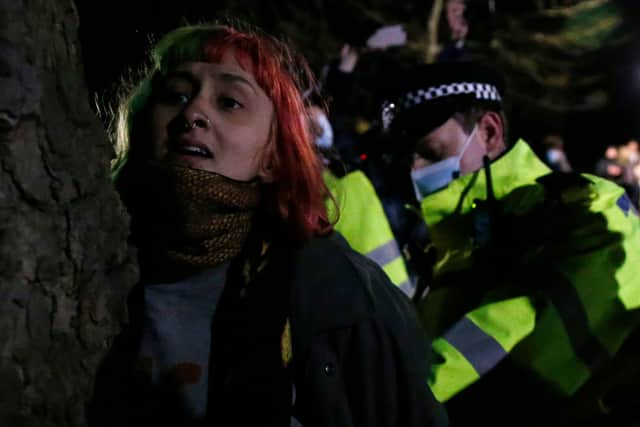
[{"x1": 172, "y1": 144, "x2": 213, "y2": 158}]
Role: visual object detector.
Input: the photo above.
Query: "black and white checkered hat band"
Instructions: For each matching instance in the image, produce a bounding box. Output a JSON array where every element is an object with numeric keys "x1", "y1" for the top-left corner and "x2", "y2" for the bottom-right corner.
[{"x1": 382, "y1": 82, "x2": 502, "y2": 130}]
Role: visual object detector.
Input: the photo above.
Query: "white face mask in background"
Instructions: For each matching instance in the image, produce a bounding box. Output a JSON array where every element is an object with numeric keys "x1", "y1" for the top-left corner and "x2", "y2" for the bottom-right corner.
[
  {"x1": 313, "y1": 112, "x2": 334, "y2": 149},
  {"x1": 546, "y1": 148, "x2": 565, "y2": 164},
  {"x1": 410, "y1": 125, "x2": 477, "y2": 201}
]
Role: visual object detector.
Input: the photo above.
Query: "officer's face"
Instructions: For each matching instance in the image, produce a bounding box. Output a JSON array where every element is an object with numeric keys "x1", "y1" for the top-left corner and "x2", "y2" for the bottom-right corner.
[{"x1": 413, "y1": 117, "x2": 487, "y2": 175}]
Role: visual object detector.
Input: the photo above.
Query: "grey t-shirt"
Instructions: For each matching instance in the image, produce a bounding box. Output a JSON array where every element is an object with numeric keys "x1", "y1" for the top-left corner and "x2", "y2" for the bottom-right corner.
[{"x1": 138, "y1": 262, "x2": 230, "y2": 420}]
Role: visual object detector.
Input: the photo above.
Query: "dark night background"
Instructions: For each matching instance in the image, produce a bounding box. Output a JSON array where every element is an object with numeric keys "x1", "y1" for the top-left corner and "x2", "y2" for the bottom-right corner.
[{"x1": 74, "y1": 0, "x2": 640, "y2": 172}]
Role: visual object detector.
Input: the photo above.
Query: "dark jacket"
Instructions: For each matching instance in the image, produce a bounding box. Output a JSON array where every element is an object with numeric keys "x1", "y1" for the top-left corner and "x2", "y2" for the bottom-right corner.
[
  {"x1": 289, "y1": 233, "x2": 446, "y2": 426},
  {"x1": 89, "y1": 231, "x2": 446, "y2": 427}
]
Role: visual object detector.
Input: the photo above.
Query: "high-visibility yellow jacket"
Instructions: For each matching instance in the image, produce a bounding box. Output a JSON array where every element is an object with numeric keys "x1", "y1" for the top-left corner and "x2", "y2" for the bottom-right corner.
[
  {"x1": 324, "y1": 170, "x2": 411, "y2": 292},
  {"x1": 418, "y1": 140, "x2": 640, "y2": 421}
]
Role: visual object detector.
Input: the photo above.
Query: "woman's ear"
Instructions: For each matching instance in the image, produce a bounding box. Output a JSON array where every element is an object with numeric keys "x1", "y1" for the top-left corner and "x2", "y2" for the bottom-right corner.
[
  {"x1": 257, "y1": 120, "x2": 278, "y2": 183},
  {"x1": 258, "y1": 162, "x2": 275, "y2": 183},
  {"x1": 479, "y1": 111, "x2": 506, "y2": 159}
]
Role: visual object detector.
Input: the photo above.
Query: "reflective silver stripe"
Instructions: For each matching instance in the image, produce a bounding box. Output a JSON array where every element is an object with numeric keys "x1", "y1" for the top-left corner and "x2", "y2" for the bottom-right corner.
[
  {"x1": 443, "y1": 316, "x2": 507, "y2": 376},
  {"x1": 399, "y1": 280, "x2": 415, "y2": 297},
  {"x1": 366, "y1": 239, "x2": 401, "y2": 267},
  {"x1": 291, "y1": 384, "x2": 303, "y2": 426},
  {"x1": 291, "y1": 384, "x2": 296, "y2": 405}
]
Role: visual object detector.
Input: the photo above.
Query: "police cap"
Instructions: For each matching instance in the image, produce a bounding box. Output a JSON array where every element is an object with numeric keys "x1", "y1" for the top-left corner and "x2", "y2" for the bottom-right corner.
[{"x1": 381, "y1": 61, "x2": 506, "y2": 148}]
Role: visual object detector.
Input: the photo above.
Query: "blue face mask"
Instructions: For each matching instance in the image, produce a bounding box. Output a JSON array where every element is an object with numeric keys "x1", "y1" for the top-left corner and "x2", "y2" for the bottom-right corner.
[
  {"x1": 410, "y1": 125, "x2": 477, "y2": 201},
  {"x1": 314, "y1": 112, "x2": 334, "y2": 149}
]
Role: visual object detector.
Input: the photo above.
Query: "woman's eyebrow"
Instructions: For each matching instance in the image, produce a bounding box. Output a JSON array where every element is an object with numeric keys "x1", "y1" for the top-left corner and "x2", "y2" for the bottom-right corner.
[
  {"x1": 162, "y1": 70, "x2": 198, "y2": 86},
  {"x1": 216, "y1": 72, "x2": 258, "y2": 95}
]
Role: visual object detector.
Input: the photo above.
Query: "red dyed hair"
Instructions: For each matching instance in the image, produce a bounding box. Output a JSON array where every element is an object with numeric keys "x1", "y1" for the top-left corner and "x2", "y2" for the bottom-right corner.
[
  {"x1": 201, "y1": 26, "x2": 332, "y2": 240},
  {"x1": 114, "y1": 24, "x2": 333, "y2": 241}
]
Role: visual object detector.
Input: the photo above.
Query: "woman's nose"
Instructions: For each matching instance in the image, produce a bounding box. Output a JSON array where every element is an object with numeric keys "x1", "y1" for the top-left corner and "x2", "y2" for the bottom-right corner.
[
  {"x1": 184, "y1": 111, "x2": 211, "y2": 130},
  {"x1": 167, "y1": 110, "x2": 211, "y2": 136},
  {"x1": 181, "y1": 93, "x2": 213, "y2": 130}
]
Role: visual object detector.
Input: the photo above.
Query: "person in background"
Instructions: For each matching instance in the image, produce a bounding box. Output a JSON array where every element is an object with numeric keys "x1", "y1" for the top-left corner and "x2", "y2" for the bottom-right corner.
[
  {"x1": 595, "y1": 145, "x2": 623, "y2": 181},
  {"x1": 307, "y1": 102, "x2": 413, "y2": 294},
  {"x1": 89, "y1": 22, "x2": 446, "y2": 427},
  {"x1": 542, "y1": 134, "x2": 572, "y2": 172},
  {"x1": 630, "y1": 140, "x2": 640, "y2": 200},
  {"x1": 619, "y1": 139, "x2": 640, "y2": 206},
  {"x1": 319, "y1": 24, "x2": 407, "y2": 170},
  {"x1": 380, "y1": 60, "x2": 640, "y2": 426},
  {"x1": 437, "y1": 0, "x2": 470, "y2": 62},
  {"x1": 624, "y1": 139, "x2": 639, "y2": 166},
  {"x1": 596, "y1": 143, "x2": 639, "y2": 207}
]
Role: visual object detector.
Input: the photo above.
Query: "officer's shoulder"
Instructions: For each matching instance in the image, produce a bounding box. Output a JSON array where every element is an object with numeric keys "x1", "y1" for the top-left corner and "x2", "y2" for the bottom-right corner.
[
  {"x1": 535, "y1": 171, "x2": 597, "y2": 204},
  {"x1": 536, "y1": 171, "x2": 627, "y2": 210},
  {"x1": 580, "y1": 172, "x2": 626, "y2": 196},
  {"x1": 535, "y1": 171, "x2": 591, "y2": 197},
  {"x1": 341, "y1": 170, "x2": 374, "y2": 189}
]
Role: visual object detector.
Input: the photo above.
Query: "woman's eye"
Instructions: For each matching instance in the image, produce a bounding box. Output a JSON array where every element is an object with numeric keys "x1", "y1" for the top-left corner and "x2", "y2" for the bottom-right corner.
[
  {"x1": 168, "y1": 92, "x2": 191, "y2": 105},
  {"x1": 218, "y1": 96, "x2": 243, "y2": 110},
  {"x1": 175, "y1": 93, "x2": 191, "y2": 104},
  {"x1": 157, "y1": 89, "x2": 191, "y2": 105}
]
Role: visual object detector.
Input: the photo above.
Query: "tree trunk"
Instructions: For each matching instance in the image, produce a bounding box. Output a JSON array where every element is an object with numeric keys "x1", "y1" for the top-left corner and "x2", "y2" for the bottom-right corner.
[{"x1": 0, "y1": 0, "x2": 138, "y2": 426}]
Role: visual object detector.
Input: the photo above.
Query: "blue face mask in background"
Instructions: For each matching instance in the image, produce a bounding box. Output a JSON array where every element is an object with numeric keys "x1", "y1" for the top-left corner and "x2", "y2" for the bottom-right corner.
[
  {"x1": 410, "y1": 125, "x2": 477, "y2": 201},
  {"x1": 314, "y1": 112, "x2": 334, "y2": 149}
]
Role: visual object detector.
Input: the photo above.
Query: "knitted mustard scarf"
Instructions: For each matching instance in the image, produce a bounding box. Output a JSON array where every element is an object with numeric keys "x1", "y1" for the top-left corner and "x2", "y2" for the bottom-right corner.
[{"x1": 128, "y1": 162, "x2": 261, "y2": 280}]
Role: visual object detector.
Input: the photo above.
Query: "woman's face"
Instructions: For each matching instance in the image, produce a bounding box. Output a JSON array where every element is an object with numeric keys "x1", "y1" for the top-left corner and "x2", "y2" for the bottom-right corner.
[{"x1": 149, "y1": 50, "x2": 275, "y2": 181}]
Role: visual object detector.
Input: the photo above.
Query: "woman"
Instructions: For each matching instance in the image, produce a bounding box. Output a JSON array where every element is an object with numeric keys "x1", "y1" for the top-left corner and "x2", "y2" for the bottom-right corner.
[{"x1": 90, "y1": 23, "x2": 445, "y2": 427}]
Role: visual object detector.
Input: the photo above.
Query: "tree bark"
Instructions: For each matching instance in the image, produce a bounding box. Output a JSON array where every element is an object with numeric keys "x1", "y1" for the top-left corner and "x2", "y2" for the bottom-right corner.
[{"x1": 0, "y1": 0, "x2": 138, "y2": 426}]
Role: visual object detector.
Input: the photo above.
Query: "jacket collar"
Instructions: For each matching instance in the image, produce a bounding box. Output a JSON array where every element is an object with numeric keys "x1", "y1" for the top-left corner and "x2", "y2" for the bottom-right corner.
[{"x1": 420, "y1": 139, "x2": 550, "y2": 229}]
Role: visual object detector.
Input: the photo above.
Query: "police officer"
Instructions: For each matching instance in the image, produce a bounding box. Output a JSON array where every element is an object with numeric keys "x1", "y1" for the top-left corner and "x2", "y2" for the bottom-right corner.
[
  {"x1": 380, "y1": 61, "x2": 640, "y2": 426},
  {"x1": 308, "y1": 104, "x2": 412, "y2": 291}
]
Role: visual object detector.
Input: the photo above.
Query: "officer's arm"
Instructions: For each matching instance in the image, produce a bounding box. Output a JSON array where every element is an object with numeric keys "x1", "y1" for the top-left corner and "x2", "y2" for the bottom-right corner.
[{"x1": 429, "y1": 296, "x2": 536, "y2": 402}]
